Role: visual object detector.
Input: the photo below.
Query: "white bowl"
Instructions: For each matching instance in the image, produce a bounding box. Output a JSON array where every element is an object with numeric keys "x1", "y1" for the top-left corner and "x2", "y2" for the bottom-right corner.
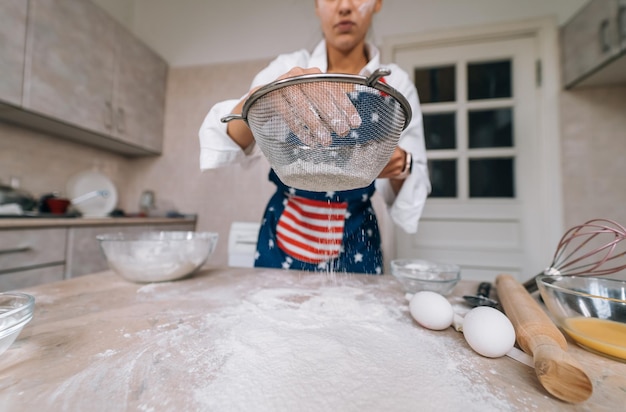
[
  {"x1": 97, "y1": 231, "x2": 218, "y2": 283},
  {"x1": 0, "y1": 293, "x2": 35, "y2": 356}
]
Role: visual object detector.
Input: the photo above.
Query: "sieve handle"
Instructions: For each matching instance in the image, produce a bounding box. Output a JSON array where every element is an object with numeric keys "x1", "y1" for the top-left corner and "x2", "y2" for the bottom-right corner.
[
  {"x1": 366, "y1": 68, "x2": 391, "y2": 87},
  {"x1": 220, "y1": 114, "x2": 244, "y2": 123}
]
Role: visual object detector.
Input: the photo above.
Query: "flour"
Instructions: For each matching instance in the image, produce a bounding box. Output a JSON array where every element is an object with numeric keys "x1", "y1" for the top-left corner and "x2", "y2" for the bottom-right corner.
[{"x1": 42, "y1": 277, "x2": 535, "y2": 411}]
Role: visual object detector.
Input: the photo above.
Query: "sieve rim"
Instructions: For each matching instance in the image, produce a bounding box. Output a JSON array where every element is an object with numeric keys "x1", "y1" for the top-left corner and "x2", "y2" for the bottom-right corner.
[{"x1": 232, "y1": 69, "x2": 412, "y2": 131}]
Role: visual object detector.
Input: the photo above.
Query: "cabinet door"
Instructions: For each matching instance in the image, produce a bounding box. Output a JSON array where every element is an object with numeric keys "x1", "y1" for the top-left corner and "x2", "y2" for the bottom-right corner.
[
  {"x1": 0, "y1": 228, "x2": 67, "y2": 272},
  {"x1": 0, "y1": 265, "x2": 65, "y2": 292},
  {"x1": 24, "y1": 0, "x2": 116, "y2": 136},
  {"x1": 561, "y1": 0, "x2": 621, "y2": 87},
  {"x1": 0, "y1": 0, "x2": 28, "y2": 106},
  {"x1": 112, "y1": 26, "x2": 168, "y2": 153}
]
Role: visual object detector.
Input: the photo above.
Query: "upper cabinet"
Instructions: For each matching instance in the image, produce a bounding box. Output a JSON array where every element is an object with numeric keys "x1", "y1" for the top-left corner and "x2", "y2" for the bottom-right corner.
[
  {"x1": 0, "y1": 0, "x2": 28, "y2": 107},
  {"x1": 561, "y1": 0, "x2": 626, "y2": 88},
  {"x1": 112, "y1": 28, "x2": 167, "y2": 153},
  {"x1": 25, "y1": 0, "x2": 117, "y2": 137},
  {"x1": 0, "y1": 0, "x2": 168, "y2": 156}
]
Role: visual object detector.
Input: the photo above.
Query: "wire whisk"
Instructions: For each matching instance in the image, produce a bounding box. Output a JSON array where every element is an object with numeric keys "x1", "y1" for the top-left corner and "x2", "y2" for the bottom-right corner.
[{"x1": 524, "y1": 218, "x2": 626, "y2": 292}]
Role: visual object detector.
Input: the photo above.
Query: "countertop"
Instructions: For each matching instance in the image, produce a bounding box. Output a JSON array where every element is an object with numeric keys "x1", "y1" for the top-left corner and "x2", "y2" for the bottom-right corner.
[
  {"x1": 0, "y1": 216, "x2": 197, "y2": 229},
  {"x1": 0, "y1": 267, "x2": 624, "y2": 411}
]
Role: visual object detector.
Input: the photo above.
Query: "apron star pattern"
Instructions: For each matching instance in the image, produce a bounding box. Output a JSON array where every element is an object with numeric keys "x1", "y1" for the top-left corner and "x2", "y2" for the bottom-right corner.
[{"x1": 255, "y1": 170, "x2": 383, "y2": 274}]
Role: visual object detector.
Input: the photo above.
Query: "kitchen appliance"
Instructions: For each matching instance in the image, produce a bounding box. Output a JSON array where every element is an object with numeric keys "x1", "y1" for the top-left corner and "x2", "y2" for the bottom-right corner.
[
  {"x1": 221, "y1": 69, "x2": 411, "y2": 192},
  {"x1": 524, "y1": 218, "x2": 626, "y2": 293},
  {"x1": 496, "y1": 274, "x2": 593, "y2": 403}
]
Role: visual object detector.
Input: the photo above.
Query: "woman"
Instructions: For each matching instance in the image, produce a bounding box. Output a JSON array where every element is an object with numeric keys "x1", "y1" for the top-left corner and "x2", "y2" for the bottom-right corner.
[{"x1": 199, "y1": 0, "x2": 430, "y2": 274}]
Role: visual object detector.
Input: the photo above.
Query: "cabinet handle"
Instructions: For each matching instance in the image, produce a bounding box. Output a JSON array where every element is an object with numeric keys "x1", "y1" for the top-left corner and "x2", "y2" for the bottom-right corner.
[
  {"x1": 617, "y1": 6, "x2": 626, "y2": 42},
  {"x1": 0, "y1": 246, "x2": 32, "y2": 255},
  {"x1": 116, "y1": 107, "x2": 126, "y2": 134},
  {"x1": 104, "y1": 101, "x2": 113, "y2": 130},
  {"x1": 599, "y1": 19, "x2": 611, "y2": 53}
]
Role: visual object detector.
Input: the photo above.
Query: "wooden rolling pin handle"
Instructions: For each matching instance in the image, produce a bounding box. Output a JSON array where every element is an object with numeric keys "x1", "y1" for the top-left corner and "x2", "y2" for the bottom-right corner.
[{"x1": 495, "y1": 274, "x2": 593, "y2": 404}]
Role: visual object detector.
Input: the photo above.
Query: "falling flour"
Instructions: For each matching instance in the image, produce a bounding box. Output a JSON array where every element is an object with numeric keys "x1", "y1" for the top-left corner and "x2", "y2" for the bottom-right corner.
[{"x1": 41, "y1": 277, "x2": 539, "y2": 412}]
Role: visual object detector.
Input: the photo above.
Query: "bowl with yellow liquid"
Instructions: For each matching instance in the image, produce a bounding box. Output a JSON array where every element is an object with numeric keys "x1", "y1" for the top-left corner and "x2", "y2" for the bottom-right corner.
[{"x1": 537, "y1": 275, "x2": 626, "y2": 362}]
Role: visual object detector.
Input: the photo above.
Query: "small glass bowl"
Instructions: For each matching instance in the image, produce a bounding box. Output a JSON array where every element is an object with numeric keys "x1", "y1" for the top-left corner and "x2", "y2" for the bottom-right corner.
[
  {"x1": 0, "y1": 292, "x2": 35, "y2": 356},
  {"x1": 537, "y1": 275, "x2": 626, "y2": 362},
  {"x1": 390, "y1": 259, "x2": 461, "y2": 295}
]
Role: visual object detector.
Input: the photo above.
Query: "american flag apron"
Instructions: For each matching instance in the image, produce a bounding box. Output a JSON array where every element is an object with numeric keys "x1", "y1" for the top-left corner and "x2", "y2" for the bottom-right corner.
[{"x1": 254, "y1": 170, "x2": 383, "y2": 275}]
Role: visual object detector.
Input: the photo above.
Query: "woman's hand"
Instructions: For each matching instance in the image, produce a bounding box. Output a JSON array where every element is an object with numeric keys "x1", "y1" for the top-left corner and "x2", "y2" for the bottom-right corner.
[
  {"x1": 378, "y1": 146, "x2": 411, "y2": 194},
  {"x1": 378, "y1": 146, "x2": 408, "y2": 179},
  {"x1": 274, "y1": 67, "x2": 361, "y2": 146}
]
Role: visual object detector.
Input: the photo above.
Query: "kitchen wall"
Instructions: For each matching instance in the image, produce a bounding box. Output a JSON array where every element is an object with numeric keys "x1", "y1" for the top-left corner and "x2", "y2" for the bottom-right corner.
[{"x1": 559, "y1": 86, "x2": 626, "y2": 229}]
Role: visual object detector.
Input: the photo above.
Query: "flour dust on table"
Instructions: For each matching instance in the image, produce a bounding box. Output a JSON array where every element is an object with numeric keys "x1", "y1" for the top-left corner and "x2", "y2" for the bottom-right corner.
[{"x1": 30, "y1": 271, "x2": 542, "y2": 412}]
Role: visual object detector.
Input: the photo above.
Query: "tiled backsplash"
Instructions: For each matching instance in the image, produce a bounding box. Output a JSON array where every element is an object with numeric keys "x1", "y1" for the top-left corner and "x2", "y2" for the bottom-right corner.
[{"x1": 0, "y1": 122, "x2": 132, "y2": 207}]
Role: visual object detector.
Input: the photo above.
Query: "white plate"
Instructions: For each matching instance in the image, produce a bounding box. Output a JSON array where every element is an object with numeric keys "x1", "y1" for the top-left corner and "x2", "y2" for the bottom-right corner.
[{"x1": 66, "y1": 170, "x2": 118, "y2": 218}]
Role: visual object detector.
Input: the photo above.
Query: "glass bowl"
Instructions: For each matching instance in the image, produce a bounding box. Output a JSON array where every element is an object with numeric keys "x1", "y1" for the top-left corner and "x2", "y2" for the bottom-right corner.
[
  {"x1": 537, "y1": 275, "x2": 626, "y2": 362},
  {"x1": 97, "y1": 231, "x2": 218, "y2": 283},
  {"x1": 390, "y1": 259, "x2": 461, "y2": 295},
  {"x1": 0, "y1": 292, "x2": 35, "y2": 356}
]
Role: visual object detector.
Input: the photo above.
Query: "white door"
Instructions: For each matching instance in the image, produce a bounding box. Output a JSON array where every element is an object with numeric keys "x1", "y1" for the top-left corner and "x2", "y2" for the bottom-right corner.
[{"x1": 390, "y1": 29, "x2": 558, "y2": 282}]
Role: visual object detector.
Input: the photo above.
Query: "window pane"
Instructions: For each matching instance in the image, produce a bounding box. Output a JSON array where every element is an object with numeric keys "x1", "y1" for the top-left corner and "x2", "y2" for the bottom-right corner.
[
  {"x1": 414, "y1": 65, "x2": 456, "y2": 103},
  {"x1": 428, "y1": 159, "x2": 457, "y2": 198},
  {"x1": 468, "y1": 109, "x2": 513, "y2": 148},
  {"x1": 424, "y1": 113, "x2": 456, "y2": 150},
  {"x1": 467, "y1": 60, "x2": 511, "y2": 100},
  {"x1": 469, "y1": 158, "x2": 515, "y2": 198}
]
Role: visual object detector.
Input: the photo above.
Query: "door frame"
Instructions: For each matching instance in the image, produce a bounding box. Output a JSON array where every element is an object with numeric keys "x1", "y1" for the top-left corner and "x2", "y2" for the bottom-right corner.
[{"x1": 382, "y1": 17, "x2": 564, "y2": 272}]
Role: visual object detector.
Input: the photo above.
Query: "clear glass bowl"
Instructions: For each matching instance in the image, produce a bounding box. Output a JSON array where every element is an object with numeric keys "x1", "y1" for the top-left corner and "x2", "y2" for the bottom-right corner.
[
  {"x1": 537, "y1": 275, "x2": 626, "y2": 362},
  {"x1": 97, "y1": 231, "x2": 218, "y2": 283},
  {"x1": 0, "y1": 292, "x2": 35, "y2": 356},
  {"x1": 390, "y1": 259, "x2": 461, "y2": 295}
]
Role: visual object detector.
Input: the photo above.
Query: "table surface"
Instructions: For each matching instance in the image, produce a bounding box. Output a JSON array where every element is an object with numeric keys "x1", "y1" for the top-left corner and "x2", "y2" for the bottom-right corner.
[{"x1": 0, "y1": 267, "x2": 624, "y2": 411}]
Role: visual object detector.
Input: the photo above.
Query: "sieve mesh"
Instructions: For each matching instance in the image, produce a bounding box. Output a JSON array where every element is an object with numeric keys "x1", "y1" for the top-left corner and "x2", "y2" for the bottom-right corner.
[{"x1": 222, "y1": 69, "x2": 411, "y2": 192}]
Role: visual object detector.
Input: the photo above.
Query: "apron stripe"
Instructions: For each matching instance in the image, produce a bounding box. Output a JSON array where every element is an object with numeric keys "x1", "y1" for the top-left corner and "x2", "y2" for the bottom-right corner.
[
  {"x1": 276, "y1": 224, "x2": 343, "y2": 248},
  {"x1": 277, "y1": 195, "x2": 348, "y2": 263},
  {"x1": 276, "y1": 237, "x2": 340, "y2": 263},
  {"x1": 281, "y1": 210, "x2": 344, "y2": 234}
]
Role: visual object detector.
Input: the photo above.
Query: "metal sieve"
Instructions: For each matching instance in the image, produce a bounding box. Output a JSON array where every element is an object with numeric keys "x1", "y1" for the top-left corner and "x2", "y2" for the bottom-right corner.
[{"x1": 221, "y1": 69, "x2": 412, "y2": 192}]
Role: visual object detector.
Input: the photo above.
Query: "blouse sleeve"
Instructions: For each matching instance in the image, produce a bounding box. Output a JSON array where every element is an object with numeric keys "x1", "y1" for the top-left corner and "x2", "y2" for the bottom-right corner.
[{"x1": 198, "y1": 50, "x2": 311, "y2": 170}]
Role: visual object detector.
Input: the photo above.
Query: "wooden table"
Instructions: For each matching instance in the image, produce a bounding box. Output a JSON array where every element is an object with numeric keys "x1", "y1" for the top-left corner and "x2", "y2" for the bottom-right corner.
[{"x1": 0, "y1": 267, "x2": 624, "y2": 411}]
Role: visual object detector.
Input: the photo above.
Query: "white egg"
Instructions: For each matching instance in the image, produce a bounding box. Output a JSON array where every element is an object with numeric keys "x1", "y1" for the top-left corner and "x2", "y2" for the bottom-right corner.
[
  {"x1": 462, "y1": 306, "x2": 516, "y2": 358},
  {"x1": 409, "y1": 291, "x2": 454, "y2": 330}
]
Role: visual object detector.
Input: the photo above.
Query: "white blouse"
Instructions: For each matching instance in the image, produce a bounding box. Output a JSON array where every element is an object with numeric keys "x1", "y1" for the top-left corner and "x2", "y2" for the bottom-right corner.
[{"x1": 198, "y1": 40, "x2": 431, "y2": 234}]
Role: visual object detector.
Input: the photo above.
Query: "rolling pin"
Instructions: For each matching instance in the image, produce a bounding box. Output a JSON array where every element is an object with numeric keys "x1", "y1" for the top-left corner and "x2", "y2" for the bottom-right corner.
[{"x1": 495, "y1": 274, "x2": 593, "y2": 403}]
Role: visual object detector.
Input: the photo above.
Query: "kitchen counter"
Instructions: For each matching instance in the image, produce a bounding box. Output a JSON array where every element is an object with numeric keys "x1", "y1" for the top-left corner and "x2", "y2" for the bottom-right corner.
[
  {"x1": 0, "y1": 216, "x2": 197, "y2": 229},
  {"x1": 0, "y1": 267, "x2": 624, "y2": 411}
]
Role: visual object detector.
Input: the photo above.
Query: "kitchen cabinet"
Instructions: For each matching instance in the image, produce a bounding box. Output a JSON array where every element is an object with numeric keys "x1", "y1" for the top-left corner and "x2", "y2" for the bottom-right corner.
[
  {"x1": 66, "y1": 222, "x2": 196, "y2": 278},
  {"x1": 112, "y1": 27, "x2": 167, "y2": 153},
  {"x1": 0, "y1": 0, "x2": 28, "y2": 107},
  {"x1": 561, "y1": 0, "x2": 626, "y2": 88},
  {"x1": 0, "y1": 0, "x2": 167, "y2": 156},
  {"x1": 0, "y1": 217, "x2": 196, "y2": 290},
  {"x1": 0, "y1": 228, "x2": 66, "y2": 291}
]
